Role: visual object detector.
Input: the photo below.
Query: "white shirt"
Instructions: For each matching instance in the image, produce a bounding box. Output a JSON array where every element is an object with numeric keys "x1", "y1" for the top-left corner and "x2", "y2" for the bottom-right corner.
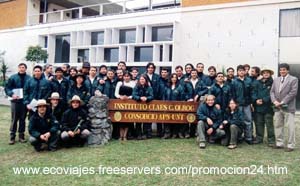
[
  {"x1": 190, "y1": 78, "x2": 198, "y2": 89},
  {"x1": 147, "y1": 73, "x2": 153, "y2": 81}
]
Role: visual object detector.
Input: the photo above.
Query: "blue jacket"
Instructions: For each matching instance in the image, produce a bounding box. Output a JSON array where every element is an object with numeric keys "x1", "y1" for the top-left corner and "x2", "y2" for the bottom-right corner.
[
  {"x1": 23, "y1": 77, "x2": 51, "y2": 105},
  {"x1": 50, "y1": 77, "x2": 70, "y2": 102},
  {"x1": 144, "y1": 73, "x2": 160, "y2": 99},
  {"x1": 231, "y1": 77, "x2": 254, "y2": 106},
  {"x1": 163, "y1": 84, "x2": 184, "y2": 101},
  {"x1": 224, "y1": 109, "x2": 244, "y2": 130},
  {"x1": 253, "y1": 78, "x2": 274, "y2": 114},
  {"x1": 85, "y1": 76, "x2": 100, "y2": 96},
  {"x1": 5, "y1": 73, "x2": 31, "y2": 102},
  {"x1": 67, "y1": 84, "x2": 90, "y2": 105}
]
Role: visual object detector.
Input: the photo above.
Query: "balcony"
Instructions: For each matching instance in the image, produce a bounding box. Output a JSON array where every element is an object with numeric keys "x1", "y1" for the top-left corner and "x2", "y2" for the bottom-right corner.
[{"x1": 27, "y1": 0, "x2": 181, "y2": 26}]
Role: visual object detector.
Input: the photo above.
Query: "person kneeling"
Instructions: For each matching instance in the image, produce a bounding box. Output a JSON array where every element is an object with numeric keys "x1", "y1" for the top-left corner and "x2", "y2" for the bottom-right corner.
[
  {"x1": 61, "y1": 95, "x2": 91, "y2": 147},
  {"x1": 28, "y1": 99, "x2": 59, "y2": 152},
  {"x1": 222, "y1": 99, "x2": 245, "y2": 149},
  {"x1": 197, "y1": 95, "x2": 225, "y2": 149}
]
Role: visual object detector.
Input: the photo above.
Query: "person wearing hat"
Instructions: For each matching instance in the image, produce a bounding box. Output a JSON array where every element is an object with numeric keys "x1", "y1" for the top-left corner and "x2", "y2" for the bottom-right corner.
[
  {"x1": 82, "y1": 62, "x2": 90, "y2": 76},
  {"x1": 60, "y1": 95, "x2": 91, "y2": 146},
  {"x1": 67, "y1": 73, "x2": 90, "y2": 106},
  {"x1": 50, "y1": 67, "x2": 70, "y2": 108},
  {"x1": 252, "y1": 69, "x2": 275, "y2": 146},
  {"x1": 231, "y1": 65, "x2": 255, "y2": 145},
  {"x1": 28, "y1": 99, "x2": 59, "y2": 152},
  {"x1": 48, "y1": 92, "x2": 64, "y2": 124}
]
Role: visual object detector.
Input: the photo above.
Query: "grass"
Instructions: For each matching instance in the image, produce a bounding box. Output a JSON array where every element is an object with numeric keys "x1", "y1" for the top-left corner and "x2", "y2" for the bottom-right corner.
[{"x1": 0, "y1": 105, "x2": 300, "y2": 186}]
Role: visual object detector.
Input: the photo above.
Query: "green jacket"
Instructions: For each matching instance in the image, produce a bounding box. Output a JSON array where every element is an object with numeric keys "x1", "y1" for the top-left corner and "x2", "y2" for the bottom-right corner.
[
  {"x1": 253, "y1": 78, "x2": 274, "y2": 114},
  {"x1": 163, "y1": 84, "x2": 184, "y2": 101},
  {"x1": 84, "y1": 77, "x2": 100, "y2": 96},
  {"x1": 28, "y1": 112, "x2": 59, "y2": 138},
  {"x1": 61, "y1": 107, "x2": 89, "y2": 132},
  {"x1": 197, "y1": 103, "x2": 223, "y2": 130},
  {"x1": 67, "y1": 84, "x2": 91, "y2": 105},
  {"x1": 231, "y1": 77, "x2": 254, "y2": 106},
  {"x1": 23, "y1": 77, "x2": 51, "y2": 105},
  {"x1": 50, "y1": 77, "x2": 70, "y2": 102},
  {"x1": 5, "y1": 73, "x2": 31, "y2": 102},
  {"x1": 132, "y1": 85, "x2": 154, "y2": 102},
  {"x1": 210, "y1": 83, "x2": 232, "y2": 111},
  {"x1": 179, "y1": 78, "x2": 193, "y2": 101}
]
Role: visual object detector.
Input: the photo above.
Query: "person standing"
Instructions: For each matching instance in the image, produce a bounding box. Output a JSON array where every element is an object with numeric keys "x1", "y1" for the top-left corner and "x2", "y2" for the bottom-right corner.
[
  {"x1": 271, "y1": 63, "x2": 298, "y2": 152},
  {"x1": 253, "y1": 69, "x2": 275, "y2": 146},
  {"x1": 5, "y1": 63, "x2": 31, "y2": 145}
]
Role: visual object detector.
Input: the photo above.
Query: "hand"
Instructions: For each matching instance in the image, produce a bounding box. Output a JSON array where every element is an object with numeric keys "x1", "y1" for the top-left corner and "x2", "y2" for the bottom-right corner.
[
  {"x1": 219, "y1": 125, "x2": 224, "y2": 129},
  {"x1": 223, "y1": 120, "x2": 228, "y2": 125},
  {"x1": 40, "y1": 134, "x2": 47, "y2": 141},
  {"x1": 274, "y1": 101, "x2": 281, "y2": 108},
  {"x1": 120, "y1": 95, "x2": 128, "y2": 100},
  {"x1": 75, "y1": 129, "x2": 81, "y2": 135},
  {"x1": 141, "y1": 97, "x2": 147, "y2": 102},
  {"x1": 207, "y1": 118, "x2": 213, "y2": 125},
  {"x1": 207, "y1": 128, "x2": 213, "y2": 135},
  {"x1": 187, "y1": 99, "x2": 193, "y2": 102},
  {"x1": 68, "y1": 131, "x2": 75, "y2": 138},
  {"x1": 215, "y1": 104, "x2": 221, "y2": 110},
  {"x1": 27, "y1": 105, "x2": 32, "y2": 110},
  {"x1": 44, "y1": 132, "x2": 51, "y2": 140},
  {"x1": 256, "y1": 99, "x2": 263, "y2": 105},
  {"x1": 12, "y1": 95, "x2": 19, "y2": 99},
  {"x1": 99, "y1": 79, "x2": 105, "y2": 84}
]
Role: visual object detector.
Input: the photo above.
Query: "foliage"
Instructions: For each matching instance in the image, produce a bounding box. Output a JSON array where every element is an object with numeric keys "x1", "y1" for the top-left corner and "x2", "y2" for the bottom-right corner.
[
  {"x1": 25, "y1": 45, "x2": 48, "y2": 63},
  {"x1": 0, "y1": 51, "x2": 9, "y2": 82}
]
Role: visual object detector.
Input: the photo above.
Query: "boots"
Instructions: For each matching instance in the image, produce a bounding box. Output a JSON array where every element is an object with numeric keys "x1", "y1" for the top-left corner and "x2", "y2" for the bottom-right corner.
[
  {"x1": 19, "y1": 133, "x2": 27, "y2": 143},
  {"x1": 9, "y1": 137, "x2": 15, "y2": 145}
]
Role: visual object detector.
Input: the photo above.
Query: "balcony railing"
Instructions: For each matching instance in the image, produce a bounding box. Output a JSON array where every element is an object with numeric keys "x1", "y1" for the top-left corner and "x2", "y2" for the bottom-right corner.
[{"x1": 27, "y1": 0, "x2": 181, "y2": 26}]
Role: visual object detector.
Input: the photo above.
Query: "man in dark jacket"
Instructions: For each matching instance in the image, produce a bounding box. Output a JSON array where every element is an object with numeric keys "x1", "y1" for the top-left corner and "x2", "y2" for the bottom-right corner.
[
  {"x1": 196, "y1": 95, "x2": 225, "y2": 149},
  {"x1": 253, "y1": 69, "x2": 275, "y2": 146},
  {"x1": 23, "y1": 65, "x2": 52, "y2": 118},
  {"x1": 50, "y1": 67, "x2": 69, "y2": 108},
  {"x1": 5, "y1": 63, "x2": 31, "y2": 144},
  {"x1": 144, "y1": 63, "x2": 160, "y2": 99},
  {"x1": 231, "y1": 65, "x2": 255, "y2": 144},
  {"x1": 85, "y1": 66, "x2": 99, "y2": 96},
  {"x1": 61, "y1": 95, "x2": 91, "y2": 146},
  {"x1": 28, "y1": 99, "x2": 59, "y2": 152}
]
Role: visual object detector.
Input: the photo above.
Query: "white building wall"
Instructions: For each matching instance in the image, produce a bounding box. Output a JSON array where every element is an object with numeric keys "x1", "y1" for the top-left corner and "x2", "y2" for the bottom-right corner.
[{"x1": 1, "y1": 0, "x2": 300, "y2": 75}]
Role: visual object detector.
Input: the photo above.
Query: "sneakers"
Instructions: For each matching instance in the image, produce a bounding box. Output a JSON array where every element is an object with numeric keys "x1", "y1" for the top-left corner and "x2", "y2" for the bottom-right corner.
[
  {"x1": 199, "y1": 142, "x2": 206, "y2": 149},
  {"x1": 228, "y1": 144, "x2": 237, "y2": 149},
  {"x1": 178, "y1": 133, "x2": 184, "y2": 139},
  {"x1": 9, "y1": 139, "x2": 15, "y2": 145},
  {"x1": 19, "y1": 133, "x2": 27, "y2": 143}
]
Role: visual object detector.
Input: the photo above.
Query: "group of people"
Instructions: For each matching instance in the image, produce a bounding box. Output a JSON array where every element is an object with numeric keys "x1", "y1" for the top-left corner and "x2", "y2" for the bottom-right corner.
[{"x1": 4, "y1": 61, "x2": 298, "y2": 152}]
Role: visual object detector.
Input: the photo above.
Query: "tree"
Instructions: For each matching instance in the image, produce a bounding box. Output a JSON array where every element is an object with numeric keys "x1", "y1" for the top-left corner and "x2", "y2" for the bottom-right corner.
[
  {"x1": 0, "y1": 51, "x2": 8, "y2": 82},
  {"x1": 25, "y1": 45, "x2": 48, "y2": 63}
]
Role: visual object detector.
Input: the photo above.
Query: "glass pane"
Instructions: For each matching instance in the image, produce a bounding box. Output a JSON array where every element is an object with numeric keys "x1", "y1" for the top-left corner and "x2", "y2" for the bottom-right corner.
[
  {"x1": 104, "y1": 48, "x2": 119, "y2": 62},
  {"x1": 152, "y1": 25, "x2": 173, "y2": 41},
  {"x1": 91, "y1": 31, "x2": 104, "y2": 45},
  {"x1": 134, "y1": 46, "x2": 153, "y2": 62},
  {"x1": 119, "y1": 29, "x2": 136, "y2": 43},
  {"x1": 78, "y1": 49, "x2": 89, "y2": 62},
  {"x1": 55, "y1": 35, "x2": 70, "y2": 63},
  {"x1": 280, "y1": 9, "x2": 300, "y2": 37}
]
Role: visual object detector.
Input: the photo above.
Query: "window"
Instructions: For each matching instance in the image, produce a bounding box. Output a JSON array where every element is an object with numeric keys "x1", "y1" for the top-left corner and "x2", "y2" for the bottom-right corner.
[
  {"x1": 280, "y1": 8, "x2": 300, "y2": 37},
  {"x1": 55, "y1": 35, "x2": 70, "y2": 63},
  {"x1": 119, "y1": 29, "x2": 136, "y2": 43},
  {"x1": 152, "y1": 25, "x2": 173, "y2": 41},
  {"x1": 91, "y1": 31, "x2": 104, "y2": 45},
  {"x1": 44, "y1": 36, "x2": 48, "y2": 48},
  {"x1": 104, "y1": 48, "x2": 119, "y2": 62},
  {"x1": 134, "y1": 46, "x2": 153, "y2": 62},
  {"x1": 78, "y1": 49, "x2": 89, "y2": 62}
]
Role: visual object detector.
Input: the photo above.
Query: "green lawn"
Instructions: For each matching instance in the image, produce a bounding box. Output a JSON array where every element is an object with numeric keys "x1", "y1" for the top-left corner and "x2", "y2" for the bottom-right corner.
[{"x1": 0, "y1": 105, "x2": 300, "y2": 186}]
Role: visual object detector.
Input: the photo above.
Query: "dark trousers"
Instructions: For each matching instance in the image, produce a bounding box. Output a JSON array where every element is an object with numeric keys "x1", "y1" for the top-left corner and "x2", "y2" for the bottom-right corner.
[
  {"x1": 10, "y1": 101, "x2": 27, "y2": 139},
  {"x1": 223, "y1": 124, "x2": 243, "y2": 145},
  {"x1": 136, "y1": 123, "x2": 152, "y2": 137},
  {"x1": 255, "y1": 112, "x2": 275, "y2": 144},
  {"x1": 190, "y1": 124, "x2": 197, "y2": 137},
  {"x1": 156, "y1": 123, "x2": 163, "y2": 137},
  {"x1": 112, "y1": 122, "x2": 119, "y2": 139},
  {"x1": 29, "y1": 132, "x2": 59, "y2": 151}
]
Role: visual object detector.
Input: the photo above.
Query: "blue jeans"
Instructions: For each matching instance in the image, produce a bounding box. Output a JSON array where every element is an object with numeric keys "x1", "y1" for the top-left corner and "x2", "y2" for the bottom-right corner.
[{"x1": 239, "y1": 105, "x2": 252, "y2": 141}]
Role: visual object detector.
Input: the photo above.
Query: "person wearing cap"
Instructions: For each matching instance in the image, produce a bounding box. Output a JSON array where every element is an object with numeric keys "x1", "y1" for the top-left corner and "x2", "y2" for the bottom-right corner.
[
  {"x1": 48, "y1": 92, "x2": 64, "y2": 124},
  {"x1": 5, "y1": 63, "x2": 31, "y2": 145},
  {"x1": 23, "y1": 65, "x2": 52, "y2": 119},
  {"x1": 231, "y1": 65, "x2": 255, "y2": 145},
  {"x1": 28, "y1": 99, "x2": 59, "y2": 152},
  {"x1": 67, "y1": 73, "x2": 90, "y2": 106},
  {"x1": 81, "y1": 62, "x2": 90, "y2": 76},
  {"x1": 60, "y1": 95, "x2": 91, "y2": 146},
  {"x1": 252, "y1": 69, "x2": 275, "y2": 146},
  {"x1": 50, "y1": 67, "x2": 70, "y2": 108},
  {"x1": 271, "y1": 63, "x2": 298, "y2": 152}
]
